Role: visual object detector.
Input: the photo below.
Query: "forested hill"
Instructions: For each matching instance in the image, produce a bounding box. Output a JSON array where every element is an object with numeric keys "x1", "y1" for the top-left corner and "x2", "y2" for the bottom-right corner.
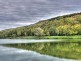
[{"x1": 0, "y1": 12, "x2": 81, "y2": 38}]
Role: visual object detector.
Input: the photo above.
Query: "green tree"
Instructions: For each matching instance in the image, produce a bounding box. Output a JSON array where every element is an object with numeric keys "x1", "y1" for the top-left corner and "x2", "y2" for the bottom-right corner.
[
  {"x1": 33, "y1": 27, "x2": 44, "y2": 36},
  {"x1": 49, "y1": 27, "x2": 56, "y2": 36}
]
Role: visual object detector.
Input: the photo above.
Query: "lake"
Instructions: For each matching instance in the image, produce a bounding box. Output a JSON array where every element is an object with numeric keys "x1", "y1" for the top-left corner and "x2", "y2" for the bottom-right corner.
[{"x1": 0, "y1": 39, "x2": 76, "y2": 61}]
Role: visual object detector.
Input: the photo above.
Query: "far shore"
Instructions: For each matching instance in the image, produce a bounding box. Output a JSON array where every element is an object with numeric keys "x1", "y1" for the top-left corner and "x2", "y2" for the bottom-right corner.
[{"x1": 1, "y1": 35, "x2": 81, "y2": 39}]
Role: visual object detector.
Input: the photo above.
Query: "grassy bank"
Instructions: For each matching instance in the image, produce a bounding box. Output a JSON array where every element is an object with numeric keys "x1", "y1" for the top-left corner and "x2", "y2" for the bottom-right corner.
[
  {"x1": 3, "y1": 42, "x2": 81, "y2": 60},
  {"x1": 5, "y1": 35, "x2": 81, "y2": 39}
]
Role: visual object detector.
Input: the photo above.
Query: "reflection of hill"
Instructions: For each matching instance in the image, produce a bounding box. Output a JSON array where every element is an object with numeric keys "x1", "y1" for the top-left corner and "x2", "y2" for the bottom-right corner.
[{"x1": 4, "y1": 41, "x2": 81, "y2": 60}]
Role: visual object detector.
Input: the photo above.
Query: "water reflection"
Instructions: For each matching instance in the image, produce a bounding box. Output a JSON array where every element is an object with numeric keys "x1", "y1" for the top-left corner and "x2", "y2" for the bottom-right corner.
[
  {"x1": 0, "y1": 39, "x2": 79, "y2": 61},
  {"x1": 0, "y1": 46, "x2": 75, "y2": 61},
  {"x1": 0, "y1": 39, "x2": 60, "y2": 44},
  {"x1": 0, "y1": 39, "x2": 81, "y2": 45}
]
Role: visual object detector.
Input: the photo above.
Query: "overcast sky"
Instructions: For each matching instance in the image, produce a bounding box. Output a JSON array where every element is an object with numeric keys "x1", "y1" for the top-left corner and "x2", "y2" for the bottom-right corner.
[{"x1": 0, "y1": 0, "x2": 81, "y2": 30}]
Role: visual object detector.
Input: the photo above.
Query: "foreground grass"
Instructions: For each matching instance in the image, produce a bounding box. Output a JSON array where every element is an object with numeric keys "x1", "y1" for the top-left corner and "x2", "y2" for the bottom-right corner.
[
  {"x1": 6, "y1": 35, "x2": 81, "y2": 39},
  {"x1": 3, "y1": 42, "x2": 81, "y2": 60}
]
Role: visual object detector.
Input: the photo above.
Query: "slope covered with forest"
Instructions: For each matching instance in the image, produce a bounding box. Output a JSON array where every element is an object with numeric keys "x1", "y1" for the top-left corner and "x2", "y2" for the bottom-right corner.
[{"x1": 0, "y1": 13, "x2": 81, "y2": 38}]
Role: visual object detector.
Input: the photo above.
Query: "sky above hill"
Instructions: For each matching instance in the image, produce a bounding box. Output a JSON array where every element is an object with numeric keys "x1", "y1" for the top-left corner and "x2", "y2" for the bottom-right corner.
[{"x1": 0, "y1": 0, "x2": 81, "y2": 30}]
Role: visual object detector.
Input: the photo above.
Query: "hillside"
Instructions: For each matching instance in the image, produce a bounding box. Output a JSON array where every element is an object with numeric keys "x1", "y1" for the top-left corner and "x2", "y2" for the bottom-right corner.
[{"x1": 0, "y1": 12, "x2": 81, "y2": 38}]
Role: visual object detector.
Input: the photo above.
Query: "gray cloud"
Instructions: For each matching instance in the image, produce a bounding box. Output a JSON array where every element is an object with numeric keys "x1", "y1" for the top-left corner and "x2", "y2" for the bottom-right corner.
[{"x1": 0, "y1": 0, "x2": 81, "y2": 30}]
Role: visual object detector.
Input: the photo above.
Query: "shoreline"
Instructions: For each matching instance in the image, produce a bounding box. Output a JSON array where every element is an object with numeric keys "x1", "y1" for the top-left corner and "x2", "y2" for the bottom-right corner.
[{"x1": 0, "y1": 35, "x2": 81, "y2": 39}]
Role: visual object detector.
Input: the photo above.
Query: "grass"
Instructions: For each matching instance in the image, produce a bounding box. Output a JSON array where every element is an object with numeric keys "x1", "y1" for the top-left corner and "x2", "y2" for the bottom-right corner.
[
  {"x1": 3, "y1": 41, "x2": 81, "y2": 60},
  {"x1": 6, "y1": 35, "x2": 81, "y2": 39}
]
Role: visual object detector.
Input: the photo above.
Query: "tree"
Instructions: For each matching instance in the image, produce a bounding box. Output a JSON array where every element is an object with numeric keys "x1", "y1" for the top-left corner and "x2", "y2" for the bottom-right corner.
[
  {"x1": 76, "y1": 16, "x2": 81, "y2": 22},
  {"x1": 17, "y1": 31, "x2": 22, "y2": 36},
  {"x1": 33, "y1": 27, "x2": 44, "y2": 36},
  {"x1": 49, "y1": 27, "x2": 56, "y2": 36},
  {"x1": 56, "y1": 25, "x2": 71, "y2": 36},
  {"x1": 12, "y1": 34, "x2": 16, "y2": 38}
]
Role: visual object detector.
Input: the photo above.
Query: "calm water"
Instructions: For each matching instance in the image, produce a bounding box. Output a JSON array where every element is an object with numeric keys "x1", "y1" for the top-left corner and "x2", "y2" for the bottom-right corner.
[
  {"x1": 0, "y1": 39, "x2": 60, "y2": 44},
  {"x1": 0, "y1": 39, "x2": 76, "y2": 61}
]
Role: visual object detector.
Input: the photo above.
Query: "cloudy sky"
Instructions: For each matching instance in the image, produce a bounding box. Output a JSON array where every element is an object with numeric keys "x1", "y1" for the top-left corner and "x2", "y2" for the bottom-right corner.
[{"x1": 0, "y1": 0, "x2": 81, "y2": 30}]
